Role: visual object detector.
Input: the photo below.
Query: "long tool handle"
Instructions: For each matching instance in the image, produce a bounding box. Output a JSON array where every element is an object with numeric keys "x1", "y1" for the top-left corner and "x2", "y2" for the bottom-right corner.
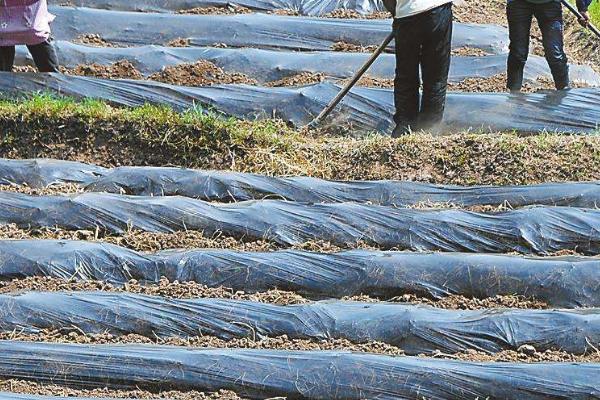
[
  {"x1": 561, "y1": 0, "x2": 600, "y2": 39},
  {"x1": 307, "y1": 31, "x2": 395, "y2": 128}
]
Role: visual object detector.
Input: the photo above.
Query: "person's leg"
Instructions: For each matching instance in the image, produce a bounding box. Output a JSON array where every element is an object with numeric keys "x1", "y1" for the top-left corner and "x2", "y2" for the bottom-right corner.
[
  {"x1": 0, "y1": 46, "x2": 16, "y2": 72},
  {"x1": 418, "y1": 3, "x2": 452, "y2": 131},
  {"x1": 506, "y1": 0, "x2": 534, "y2": 91},
  {"x1": 534, "y1": 1, "x2": 569, "y2": 89},
  {"x1": 392, "y1": 16, "x2": 422, "y2": 136},
  {"x1": 27, "y1": 39, "x2": 59, "y2": 72}
]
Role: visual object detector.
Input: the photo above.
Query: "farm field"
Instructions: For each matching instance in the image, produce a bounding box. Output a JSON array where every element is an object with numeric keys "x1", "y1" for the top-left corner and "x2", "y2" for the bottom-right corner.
[{"x1": 0, "y1": 0, "x2": 600, "y2": 400}]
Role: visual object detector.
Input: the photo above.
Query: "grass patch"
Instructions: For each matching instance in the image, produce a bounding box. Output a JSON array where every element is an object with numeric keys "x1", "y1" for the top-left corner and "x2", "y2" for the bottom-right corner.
[
  {"x1": 2, "y1": 94, "x2": 600, "y2": 185},
  {"x1": 589, "y1": 0, "x2": 600, "y2": 25}
]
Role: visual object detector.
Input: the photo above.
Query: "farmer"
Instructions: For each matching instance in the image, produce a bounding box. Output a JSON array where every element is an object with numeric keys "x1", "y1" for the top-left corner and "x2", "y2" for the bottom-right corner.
[
  {"x1": 383, "y1": 0, "x2": 455, "y2": 137},
  {"x1": 506, "y1": 0, "x2": 593, "y2": 92},
  {"x1": 0, "y1": 0, "x2": 59, "y2": 72}
]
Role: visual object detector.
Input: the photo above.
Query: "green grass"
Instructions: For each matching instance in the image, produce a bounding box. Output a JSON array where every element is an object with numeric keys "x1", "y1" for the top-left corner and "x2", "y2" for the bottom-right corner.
[
  {"x1": 1, "y1": 94, "x2": 600, "y2": 186},
  {"x1": 590, "y1": 0, "x2": 600, "y2": 25}
]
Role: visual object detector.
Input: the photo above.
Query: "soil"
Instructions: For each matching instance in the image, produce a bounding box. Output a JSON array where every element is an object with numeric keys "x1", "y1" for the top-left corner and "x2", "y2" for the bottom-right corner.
[
  {"x1": 323, "y1": 9, "x2": 391, "y2": 19},
  {"x1": 331, "y1": 41, "x2": 379, "y2": 53},
  {"x1": 74, "y1": 34, "x2": 117, "y2": 48},
  {"x1": 12, "y1": 65, "x2": 37, "y2": 73},
  {"x1": 0, "y1": 183, "x2": 82, "y2": 196},
  {"x1": 453, "y1": 0, "x2": 507, "y2": 26},
  {"x1": 268, "y1": 9, "x2": 300, "y2": 16},
  {"x1": 0, "y1": 331, "x2": 404, "y2": 355},
  {"x1": 346, "y1": 293, "x2": 548, "y2": 310},
  {"x1": 148, "y1": 61, "x2": 257, "y2": 86},
  {"x1": 1, "y1": 332, "x2": 598, "y2": 363},
  {"x1": 344, "y1": 75, "x2": 394, "y2": 88},
  {"x1": 451, "y1": 46, "x2": 492, "y2": 57},
  {"x1": 266, "y1": 72, "x2": 326, "y2": 87},
  {"x1": 166, "y1": 38, "x2": 191, "y2": 47},
  {"x1": 0, "y1": 224, "x2": 367, "y2": 253},
  {"x1": 0, "y1": 276, "x2": 550, "y2": 309},
  {"x1": 62, "y1": 60, "x2": 144, "y2": 80},
  {"x1": 0, "y1": 276, "x2": 310, "y2": 305},
  {"x1": 1, "y1": 380, "x2": 246, "y2": 400},
  {"x1": 177, "y1": 5, "x2": 252, "y2": 15}
]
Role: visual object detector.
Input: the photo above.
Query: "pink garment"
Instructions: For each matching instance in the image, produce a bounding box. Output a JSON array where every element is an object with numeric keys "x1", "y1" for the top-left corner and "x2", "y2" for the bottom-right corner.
[{"x1": 0, "y1": 0, "x2": 55, "y2": 46}]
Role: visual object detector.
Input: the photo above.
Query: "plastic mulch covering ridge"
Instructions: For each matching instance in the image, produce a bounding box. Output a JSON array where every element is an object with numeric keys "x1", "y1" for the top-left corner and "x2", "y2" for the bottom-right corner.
[
  {"x1": 0, "y1": 240, "x2": 599, "y2": 307},
  {"x1": 16, "y1": 42, "x2": 600, "y2": 86},
  {"x1": 6, "y1": 158, "x2": 600, "y2": 207},
  {"x1": 0, "y1": 159, "x2": 107, "y2": 187},
  {"x1": 3, "y1": 291, "x2": 600, "y2": 355},
  {"x1": 0, "y1": 342, "x2": 599, "y2": 399},
  {"x1": 48, "y1": 0, "x2": 387, "y2": 15},
  {"x1": 1, "y1": 74, "x2": 599, "y2": 133},
  {"x1": 3, "y1": 240, "x2": 600, "y2": 307},
  {"x1": 3, "y1": 193, "x2": 600, "y2": 254},
  {"x1": 49, "y1": 6, "x2": 509, "y2": 53}
]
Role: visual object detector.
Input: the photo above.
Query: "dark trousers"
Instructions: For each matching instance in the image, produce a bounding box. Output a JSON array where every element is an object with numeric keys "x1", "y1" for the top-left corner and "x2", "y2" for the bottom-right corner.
[
  {"x1": 507, "y1": 0, "x2": 569, "y2": 90},
  {"x1": 0, "y1": 39, "x2": 59, "y2": 72},
  {"x1": 392, "y1": 3, "x2": 452, "y2": 136}
]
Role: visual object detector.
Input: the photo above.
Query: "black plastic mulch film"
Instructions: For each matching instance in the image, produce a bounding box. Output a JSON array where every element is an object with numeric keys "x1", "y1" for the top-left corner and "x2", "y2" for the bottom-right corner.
[
  {"x1": 2, "y1": 191, "x2": 600, "y2": 254},
  {"x1": 49, "y1": 0, "x2": 386, "y2": 15},
  {"x1": 15, "y1": 41, "x2": 599, "y2": 85},
  {"x1": 3, "y1": 158, "x2": 600, "y2": 207},
  {"x1": 0, "y1": 341, "x2": 598, "y2": 399},
  {"x1": 3, "y1": 239, "x2": 600, "y2": 307},
  {"x1": 2, "y1": 73, "x2": 599, "y2": 133},
  {"x1": 2, "y1": 291, "x2": 600, "y2": 355},
  {"x1": 48, "y1": 6, "x2": 508, "y2": 52}
]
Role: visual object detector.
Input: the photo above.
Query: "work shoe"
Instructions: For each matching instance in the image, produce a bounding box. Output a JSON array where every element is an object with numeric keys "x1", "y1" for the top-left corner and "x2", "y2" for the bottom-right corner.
[{"x1": 391, "y1": 124, "x2": 413, "y2": 137}]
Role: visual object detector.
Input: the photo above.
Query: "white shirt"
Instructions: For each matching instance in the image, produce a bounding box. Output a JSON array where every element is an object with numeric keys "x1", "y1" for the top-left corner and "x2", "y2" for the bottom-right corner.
[{"x1": 394, "y1": 0, "x2": 455, "y2": 19}]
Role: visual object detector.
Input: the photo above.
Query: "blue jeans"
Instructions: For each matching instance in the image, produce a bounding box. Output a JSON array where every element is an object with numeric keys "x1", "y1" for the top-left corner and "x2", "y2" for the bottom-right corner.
[{"x1": 507, "y1": 0, "x2": 569, "y2": 90}]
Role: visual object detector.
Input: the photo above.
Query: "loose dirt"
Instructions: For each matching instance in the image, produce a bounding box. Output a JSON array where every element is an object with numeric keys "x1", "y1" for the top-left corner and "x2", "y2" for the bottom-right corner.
[
  {"x1": 0, "y1": 183, "x2": 82, "y2": 196},
  {"x1": 447, "y1": 73, "x2": 559, "y2": 93},
  {"x1": 268, "y1": 9, "x2": 300, "y2": 16},
  {"x1": 74, "y1": 34, "x2": 117, "y2": 48},
  {"x1": 344, "y1": 75, "x2": 394, "y2": 88},
  {"x1": 1, "y1": 380, "x2": 246, "y2": 400},
  {"x1": 324, "y1": 9, "x2": 391, "y2": 19},
  {"x1": 346, "y1": 293, "x2": 548, "y2": 310},
  {"x1": 0, "y1": 224, "x2": 368, "y2": 253},
  {"x1": 0, "y1": 276, "x2": 550, "y2": 309},
  {"x1": 451, "y1": 46, "x2": 492, "y2": 57},
  {"x1": 1, "y1": 333, "x2": 598, "y2": 362},
  {"x1": 12, "y1": 65, "x2": 37, "y2": 73},
  {"x1": 177, "y1": 5, "x2": 252, "y2": 15},
  {"x1": 0, "y1": 276, "x2": 307, "y2": 305},
  {"x1": 0, "y1": 331, "x2": 404, "y2": 355},
  {"x1": 148, "y1": 61, "x2": 257, "y2": 86},
  {"x1": 62, "y1": 60, "x2": 144, "y2": 80},
  {"x1": 166, "y1": 38, "x2": 191, "y2": 47},
  {"x1": 266, "y1": 72, "x2": 326, "y2": 87},
  {"x1": 453, "y1": 0, "x2": 506, "y2": 26},
  {"x1": 331, "y1": 41, "x2": 379, "y2": 53}
]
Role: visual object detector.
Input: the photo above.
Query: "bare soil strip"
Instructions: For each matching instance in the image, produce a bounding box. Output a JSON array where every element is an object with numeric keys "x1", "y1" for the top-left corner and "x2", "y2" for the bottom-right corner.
[
  {"x1": 0, "y1": 276, "x2": 549, "y2": 309},
  {"x1": 266, "y1": 72, "x2": 326, "y2": 87},
  {"x1": 1, "y1": 380, "x2": 245, "y2": 400},
  {"x1": 176, "y1": 5, "x2": 252, "y2": 15},
  {"x1": 0, "y1": 184, "x2": 82, "y2": 196},
  {"x1": 74, "y1": 34, "x2": 118, "y2": 48},
  {"x1": 0, "y1": 332, "x2": 404, "y2": 355},
  {"x1": 0, "y1": 332, "x2": 598, "y2": 362}
]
